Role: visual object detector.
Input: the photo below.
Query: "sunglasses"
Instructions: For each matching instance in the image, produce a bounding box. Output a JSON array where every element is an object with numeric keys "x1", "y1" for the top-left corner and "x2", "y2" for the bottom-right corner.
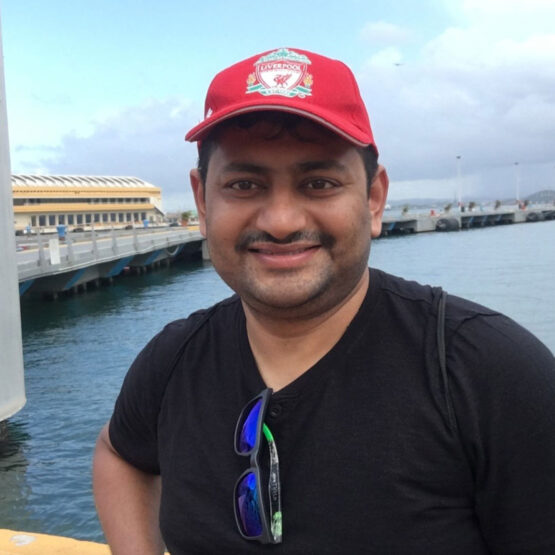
[{"x1": 234, "y1": 388, "x2": 282, "y2": 544}]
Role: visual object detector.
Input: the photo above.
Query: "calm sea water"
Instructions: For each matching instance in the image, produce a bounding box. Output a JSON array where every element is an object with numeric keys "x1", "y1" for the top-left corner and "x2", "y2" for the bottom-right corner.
[{"x1": 1, "y1": 220, "x2": 554, "y2": 542}]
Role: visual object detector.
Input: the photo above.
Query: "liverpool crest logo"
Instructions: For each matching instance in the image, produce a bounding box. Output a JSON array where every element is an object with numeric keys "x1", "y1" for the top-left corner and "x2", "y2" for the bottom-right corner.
[{"x1": 246, "y1": 48, "x2": 313, "y2": 99}]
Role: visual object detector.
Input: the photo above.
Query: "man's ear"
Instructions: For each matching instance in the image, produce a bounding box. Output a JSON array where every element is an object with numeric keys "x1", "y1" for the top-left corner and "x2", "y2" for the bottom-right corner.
[
  {"x1": 190, "y1": 169, "x2": 207, "y2": 237},
  {"x1": 368, "y1": 165, "x2": 389, "y2": 238}
]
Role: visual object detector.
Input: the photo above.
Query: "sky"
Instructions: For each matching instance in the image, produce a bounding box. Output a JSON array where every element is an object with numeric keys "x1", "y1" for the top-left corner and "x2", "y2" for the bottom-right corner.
[{"x1": 2, "y1": 0, "x2": 555, "y2": 212}]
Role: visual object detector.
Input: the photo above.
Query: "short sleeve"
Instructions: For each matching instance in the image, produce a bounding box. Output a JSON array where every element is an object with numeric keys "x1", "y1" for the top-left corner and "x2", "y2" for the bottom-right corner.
[
  {"x1": 109, "y1": 319, "x2": 191, "y2": 474},
  {"x1": 447, "y1": 308, "x2": 555, "y2": 554}
]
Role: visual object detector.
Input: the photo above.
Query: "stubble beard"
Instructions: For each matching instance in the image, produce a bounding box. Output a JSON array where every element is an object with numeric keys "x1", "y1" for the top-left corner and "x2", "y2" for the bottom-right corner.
[{"x1": 210, "y1": 232, "x2": 371, "y2": 321}]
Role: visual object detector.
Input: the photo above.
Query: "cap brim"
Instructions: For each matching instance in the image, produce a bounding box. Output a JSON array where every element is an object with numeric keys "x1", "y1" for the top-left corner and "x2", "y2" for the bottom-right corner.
[{"x1": 185, "y1": 104, "x2": 374, "y2": 149}]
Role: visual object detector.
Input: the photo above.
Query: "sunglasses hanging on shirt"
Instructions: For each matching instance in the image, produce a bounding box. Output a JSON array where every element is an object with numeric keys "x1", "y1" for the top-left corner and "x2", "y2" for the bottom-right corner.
[{"x1": 234, "y1": 388, "x2": 282, "y2": 544}]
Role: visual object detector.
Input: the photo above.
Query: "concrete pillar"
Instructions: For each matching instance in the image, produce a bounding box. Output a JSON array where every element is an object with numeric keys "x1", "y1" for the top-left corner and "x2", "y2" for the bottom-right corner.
[
  {"x1": 0, "y1": 18, "x2": 26, "y2": 421},
  {"x1": 37, "y1": 230, "x2": 46, "y2": 268},
  {"x1": 111, "y1": 227, "x2": 118, "y2": 253},
  {"x1": 91, "y1": 226, "x2": 99, "y2": 258},
  {"x1": 66, "y1": 231, "x2": 75, "y2": 263}
]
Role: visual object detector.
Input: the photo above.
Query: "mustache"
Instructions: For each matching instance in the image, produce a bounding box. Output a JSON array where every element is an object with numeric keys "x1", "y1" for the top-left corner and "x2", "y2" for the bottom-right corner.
[{"x1": 235, "y1": 230, "x2": 336, "y2": 252}]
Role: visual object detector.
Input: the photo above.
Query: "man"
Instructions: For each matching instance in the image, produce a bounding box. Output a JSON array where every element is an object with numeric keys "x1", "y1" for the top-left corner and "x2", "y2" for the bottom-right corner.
[{"x1": 93, "y1": 48, "x2": 555, "y2": 554}]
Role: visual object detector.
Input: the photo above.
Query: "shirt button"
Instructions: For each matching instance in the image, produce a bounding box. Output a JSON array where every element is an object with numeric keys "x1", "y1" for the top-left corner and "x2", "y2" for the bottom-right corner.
[{"x1": 268, "y1": 404, "x2": 282, "y2": 418}]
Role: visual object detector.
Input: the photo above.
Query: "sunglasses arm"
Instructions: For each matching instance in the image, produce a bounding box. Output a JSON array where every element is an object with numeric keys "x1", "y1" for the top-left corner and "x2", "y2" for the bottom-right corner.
[{"x1": 263, "y1": 423, "x2": 282, "y2": 543}]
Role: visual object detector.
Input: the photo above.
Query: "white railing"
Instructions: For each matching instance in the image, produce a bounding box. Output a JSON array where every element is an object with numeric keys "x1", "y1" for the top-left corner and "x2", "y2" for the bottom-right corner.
[{"x1": 17, "y1": 227, "x2": 204, "y2": 282}]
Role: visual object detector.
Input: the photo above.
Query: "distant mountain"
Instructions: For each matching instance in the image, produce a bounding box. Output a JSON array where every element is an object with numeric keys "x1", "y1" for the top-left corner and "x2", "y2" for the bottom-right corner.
[{"x1": 525, "y1": 189, "x2": 555, "y2": 203}]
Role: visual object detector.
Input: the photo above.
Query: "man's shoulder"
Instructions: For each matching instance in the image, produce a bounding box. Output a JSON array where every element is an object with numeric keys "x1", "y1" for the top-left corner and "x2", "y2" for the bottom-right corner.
[
  {"x1": 374, "y1": 268, "x2": 501, "y2": 319},
  {"x1": 124, "y1": 294, "x2": 243, "y2": 386},
  {"x1": 373, "y1": 268, "x2": 552, "y2": 358},
  {"x1": 157, "y1": 294, "x2": 242, "y2": 345}
]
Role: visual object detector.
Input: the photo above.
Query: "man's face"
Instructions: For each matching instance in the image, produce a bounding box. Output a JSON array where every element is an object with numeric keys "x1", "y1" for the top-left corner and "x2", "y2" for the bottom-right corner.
[{"x1": 190, "y1": 120, "x2": 388, "y2": 320}]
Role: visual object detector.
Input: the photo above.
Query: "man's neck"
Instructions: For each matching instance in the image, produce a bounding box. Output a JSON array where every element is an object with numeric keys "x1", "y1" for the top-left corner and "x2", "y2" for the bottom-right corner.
[{"x1": 243, "y1": 271, "x2": 369, "y2": 391}]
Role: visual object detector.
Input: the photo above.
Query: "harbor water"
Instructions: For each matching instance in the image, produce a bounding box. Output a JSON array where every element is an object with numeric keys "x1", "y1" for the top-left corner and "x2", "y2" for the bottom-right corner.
[{"x1": 1, "y1": 220, "x2": 554, "y2": 542}]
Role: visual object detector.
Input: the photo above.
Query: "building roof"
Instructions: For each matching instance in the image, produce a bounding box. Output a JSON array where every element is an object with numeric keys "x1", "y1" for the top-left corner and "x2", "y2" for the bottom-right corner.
[{"x1": 11, "y1": 174, "x2": 159, "y2": 189}]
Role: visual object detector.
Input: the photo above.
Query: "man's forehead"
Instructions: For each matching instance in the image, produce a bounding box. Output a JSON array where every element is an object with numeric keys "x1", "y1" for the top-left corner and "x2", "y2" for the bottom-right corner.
[
  {"x1": 208, "y1": 112, "x2": 344, "y2": 145},
  {"x1": 206, "y1": 126, "x2": 363, "y2": 180}
]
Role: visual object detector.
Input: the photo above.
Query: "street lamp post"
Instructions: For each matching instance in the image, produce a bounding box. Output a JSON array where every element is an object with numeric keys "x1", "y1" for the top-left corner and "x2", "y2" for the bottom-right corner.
[
  {"x1": 456, "y1": 155, "x2": 462, "y2": 209},
  {"x1": 514, "y1": 162, "x2": 520, "y2": 203}
]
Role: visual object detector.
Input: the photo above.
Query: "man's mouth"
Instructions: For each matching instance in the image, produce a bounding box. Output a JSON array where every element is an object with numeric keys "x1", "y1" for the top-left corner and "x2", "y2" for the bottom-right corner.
[
  {"x1": 235, "y1": 231, "x2": 335, "y2": 253},
  {"x1": 248, "y1": 244, "x2": 320, "y2": 255}
]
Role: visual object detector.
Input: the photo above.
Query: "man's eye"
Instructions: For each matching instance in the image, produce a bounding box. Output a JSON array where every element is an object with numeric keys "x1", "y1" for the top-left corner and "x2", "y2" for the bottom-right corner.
[
  {"x1": 305, "y1": 179, "x2": 337, "y2": 190},
  {"x1": 229, "y1": 181, "x2": 258, "y2": 191}
]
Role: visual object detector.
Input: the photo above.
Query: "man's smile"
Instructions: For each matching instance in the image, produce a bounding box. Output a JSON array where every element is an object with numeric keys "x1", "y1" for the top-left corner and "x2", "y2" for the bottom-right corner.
[
  {"x1": 247, "y1": 243, "x2": 321, "y2": 255},
  {"x1": 244, "y1": 241, "x2": 322, "y2": 270}
]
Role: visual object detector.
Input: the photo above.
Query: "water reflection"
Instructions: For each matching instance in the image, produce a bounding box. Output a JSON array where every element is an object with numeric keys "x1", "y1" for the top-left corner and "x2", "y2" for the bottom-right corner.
[{"x1": 0, "y1": 420, "x2": 37, "y2": 532}]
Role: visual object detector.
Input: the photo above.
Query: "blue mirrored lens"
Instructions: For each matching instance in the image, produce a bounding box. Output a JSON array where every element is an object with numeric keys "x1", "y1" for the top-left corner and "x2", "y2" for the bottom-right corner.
[
  {"x1": 236, "y1": 472, "x2": 262, "y2": 537},
  {"x1": 239, "y1": 399, "x2": 262, "y2": 453}
]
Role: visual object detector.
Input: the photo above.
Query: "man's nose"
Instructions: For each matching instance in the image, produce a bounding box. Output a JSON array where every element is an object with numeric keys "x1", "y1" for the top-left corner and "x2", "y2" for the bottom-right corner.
[{"x1": 254, "y1": 186, "x2": 307, "y2": 240}]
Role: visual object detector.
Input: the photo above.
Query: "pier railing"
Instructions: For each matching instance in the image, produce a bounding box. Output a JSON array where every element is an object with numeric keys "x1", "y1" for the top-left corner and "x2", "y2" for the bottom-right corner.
[{"x1": 17, "y1": 226, "x2": 204, "y2": 296}]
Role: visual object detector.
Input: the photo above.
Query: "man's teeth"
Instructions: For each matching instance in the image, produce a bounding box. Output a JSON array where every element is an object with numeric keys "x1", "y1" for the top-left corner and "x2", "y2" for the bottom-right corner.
[{"x1": 254, "y1": 247, "x2": 312, "y2": 255}]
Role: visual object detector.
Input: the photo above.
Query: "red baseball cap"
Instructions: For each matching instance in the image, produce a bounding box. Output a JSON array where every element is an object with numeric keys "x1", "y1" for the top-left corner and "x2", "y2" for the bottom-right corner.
[{"x1": 185, "y1": 47, "x2": 377, "y2": 153}]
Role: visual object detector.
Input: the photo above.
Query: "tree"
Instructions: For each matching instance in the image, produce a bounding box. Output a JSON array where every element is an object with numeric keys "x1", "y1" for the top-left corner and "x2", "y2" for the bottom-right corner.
[{"x1": 181, "y1": 210, "x2": 194, "y2": 224}]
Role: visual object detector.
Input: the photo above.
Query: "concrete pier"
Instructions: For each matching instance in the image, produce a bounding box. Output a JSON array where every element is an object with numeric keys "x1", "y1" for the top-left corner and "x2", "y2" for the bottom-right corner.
[
  {"x1": 17, "y1": 227, "x2": 204, "y2": 297},
  {"x1": 380, "y1": 205, "x2": 554, "y2": 237}
]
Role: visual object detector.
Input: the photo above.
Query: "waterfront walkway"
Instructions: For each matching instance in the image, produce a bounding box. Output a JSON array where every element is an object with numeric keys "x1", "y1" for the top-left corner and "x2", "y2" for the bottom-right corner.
[
  {"x1": 16, "y1": 226, "x2": 204, "y2": 297},
  {"x1": 0, "y1": 528, "x2": 170, "y2": 554},
  {"x1": 380, "y1": 204, "x2": 554, "y2": 236}
]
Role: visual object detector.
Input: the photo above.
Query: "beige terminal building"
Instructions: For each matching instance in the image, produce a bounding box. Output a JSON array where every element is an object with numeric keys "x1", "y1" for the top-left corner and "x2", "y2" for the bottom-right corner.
[{"x1": 12, "y1": 174, "x2": 165, "y2": 233}]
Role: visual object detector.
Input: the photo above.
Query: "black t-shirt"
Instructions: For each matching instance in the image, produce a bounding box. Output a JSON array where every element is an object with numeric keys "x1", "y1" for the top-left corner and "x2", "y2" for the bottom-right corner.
[{"x1": 109, "y1": 269, "x2": 555, "y2": 554}]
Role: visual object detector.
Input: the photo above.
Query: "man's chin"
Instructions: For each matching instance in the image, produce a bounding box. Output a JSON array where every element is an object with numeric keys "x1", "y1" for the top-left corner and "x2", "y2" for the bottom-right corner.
[{"x1": 239, "y1": 283, "x2": 336, "y2": 319}]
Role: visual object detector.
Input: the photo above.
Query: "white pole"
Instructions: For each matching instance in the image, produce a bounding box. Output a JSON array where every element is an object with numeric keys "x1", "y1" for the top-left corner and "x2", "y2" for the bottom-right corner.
[
  {"x1": 514, "y1": 162, "x2": 520, "y2": 203},
  {"x1": 0, "y1": 13, "x2": 26, "y2": 421},
  {"x1": 456, "y1": 155, "x2": 462, "y2": 209}
]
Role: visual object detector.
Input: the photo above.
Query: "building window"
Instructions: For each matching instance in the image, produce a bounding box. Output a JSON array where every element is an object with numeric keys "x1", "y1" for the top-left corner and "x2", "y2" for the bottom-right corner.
[
  {"x1": 134, "y1": 212, "x2": 139, "y2": 221},
  {"x1": 118, "y1": 213, "x2": 124, "y2": 222},
  {"x1": 48, "y1": 215, "x2": 56, "y2": 226},
  {"x1": 85, "y1": 214, "x2": 92, "y2": 224},
  {"x1": 39, "y1": 215, "x2": 46, "y2": 226},
  {"x1": 94, "y1": 213, "x2": 100, "y2": 223},
  {"x1": 68, "y1": 214, "x2": 74, "y2": 225},
  {"x1": 110, "y1": 213, "x2": 116, "y2": 222},
  {"x1": 31, "y1": 216, "x2": 37, "y2": 226},
  {"x1": 126, "y1": 212, "x2": 131, "y2": 222},
  {"x1": 102, "y1": 213, "x2": 108, "y2": 223},
  {"x1": 58, "y1": 215, "x2": 65, "y2": 225},
  {"x1": 141, "y1": 212, "x2": 146, "y2": 221},
  {"x1": 76, "y1": 214, "x2": 83, "y2": 224}
]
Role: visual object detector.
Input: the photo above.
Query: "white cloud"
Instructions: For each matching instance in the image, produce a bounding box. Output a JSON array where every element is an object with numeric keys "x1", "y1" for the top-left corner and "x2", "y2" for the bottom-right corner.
[
  {"x1": 357, "y1": 2, "x2": 555, "y2": 200},
  {"x1": 360, "y1": 21, "x2": 410, "y2": 45},
  {"x1": 18, "y1": 98, "x2": 201, "y2": 212},
  {"x1": 368, "y1": 47, "x2": 404, "y2": 67}
]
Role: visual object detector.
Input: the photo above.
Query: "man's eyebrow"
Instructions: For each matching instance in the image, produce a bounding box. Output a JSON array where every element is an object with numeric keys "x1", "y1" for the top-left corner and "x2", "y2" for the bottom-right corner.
[
  {"x1": 221, "y1": 159, "x2": 349, "y2": 175},
  {"x1": 221, "y1": 162, "x2": 268, "y2": 174},
  {"x1": 295, "y1": 160, "x2": 348, "y2": 173}
]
